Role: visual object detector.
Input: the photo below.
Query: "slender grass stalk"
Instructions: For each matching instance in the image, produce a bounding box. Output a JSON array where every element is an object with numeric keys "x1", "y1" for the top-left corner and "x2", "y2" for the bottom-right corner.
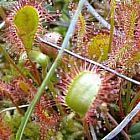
[
  {"x1": 16, "y1": 0, "x2": 86, "y2": 139},
  {"x1": 89, "y1": 123, "x2": 97, "y2": 140},
  {"x1": 126, "y1": 82, "x2": 132, "y2": 113},
  {"x1": 0, "y1": 21, "x2": 5, "y2": 29},
  {"x1": 85, "y1": 1, "x2": 110, "y2": 30},
  {"x1": 38, "y1": 37, "x2": 140, "y2": 86},
  {"x1": 102, "y1": 102, "x2": 140, "y2": 140},
  {"x1": 107, "y1": 113, "x2": 130, "y2": 140},
  {"x1": 0, "y1": 104, "x2": 29, "y2": 114},
  {"x1": 128, "y1": 90, "x2": 140, "y2": 113},
  {"x1": 109, "y1": 0, "x2": 116, "y2": 52},
  {"x1": 85, "y1": 1, "x2": 124, "y2": 37}
]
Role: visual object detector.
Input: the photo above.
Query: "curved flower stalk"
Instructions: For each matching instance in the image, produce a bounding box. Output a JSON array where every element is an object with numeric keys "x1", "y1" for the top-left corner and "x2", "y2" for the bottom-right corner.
[{"x1": 5, "y1": 0, "x2": 59, "y2": 54}]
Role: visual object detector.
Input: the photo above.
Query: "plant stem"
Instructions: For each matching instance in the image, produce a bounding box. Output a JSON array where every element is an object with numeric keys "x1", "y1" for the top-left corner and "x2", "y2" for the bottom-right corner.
[
  {"x1": 107, "y1": 113, "x2": 130, "y2": 140},
  {"x1": 85, "y1": 1, "x2": 110, "y2": 30},
  {"x1": 85, "y1": 1, "x2": 124, "y2": 37},
  {"x1": 16, "y1": 0, "x2": 86, "y2": 139},
  {"x1": 0, "y1": 104, "x2": 29, "y2": 114},
  {"x1": 102, "y1": 102, "x2": 140, "y2": 140},
  {"x1": 0, "y1": 21, "x2": 5, "y2": 29},
  {"x1": 128, "y1": 90, "x2": 140, "y2": 113},
  {"x1": 38, "y1": 37, "x2": 140, "y2": 86},
  {"x1": 89, "y1": 123, "x2": 97, "y2": 140},
  {"x1": 126, "y1": 82, "x2": 132, "y2": 113}
]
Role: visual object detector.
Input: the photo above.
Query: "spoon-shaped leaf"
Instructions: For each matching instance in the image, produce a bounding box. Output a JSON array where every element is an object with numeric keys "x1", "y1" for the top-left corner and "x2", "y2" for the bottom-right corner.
[{"x1": 14, "y1": 6, "x2": 39, "y2": 51}]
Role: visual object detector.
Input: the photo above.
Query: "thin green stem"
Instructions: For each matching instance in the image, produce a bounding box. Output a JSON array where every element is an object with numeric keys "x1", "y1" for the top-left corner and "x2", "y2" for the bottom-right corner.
[
  {"x1": 128, "y1": 90, "x2": 140, "y2": 113},
  {"x1": 16, "y1": 0, "x2": 86, "y2": 139},
  {"x1": 126, "y1": 82, "x2": 132, "y2": 113}
]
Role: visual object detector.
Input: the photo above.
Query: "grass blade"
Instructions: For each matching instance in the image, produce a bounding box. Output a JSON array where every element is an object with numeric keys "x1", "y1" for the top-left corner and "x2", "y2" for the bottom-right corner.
[
  {"x1": 15, "y1": 0, "x2": 86, "y2": 139},
  {"x1": 102, "y1": 103, "x2": 140, "y2": 140}
]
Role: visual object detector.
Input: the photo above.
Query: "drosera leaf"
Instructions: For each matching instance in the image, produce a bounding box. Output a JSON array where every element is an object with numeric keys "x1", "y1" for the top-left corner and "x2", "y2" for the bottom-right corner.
[
  {"x1": 87, "y1": 33, "x2": 109, "y2": 61},
  {"x1": 13, "y1": 6, "x2": 39, "y2": 51},
  {"x1": 16, "y1": 0, "x2": 86, "y2": 139},
  {"x1": 76, "y1": 14, "x2": 86, "y2": 48},
  {"x1": 65, "y1": 71, "x2": 101, "y2": 116},
  {"x1": 126, "y1": 52, "x2": 140, "y2": 68}
]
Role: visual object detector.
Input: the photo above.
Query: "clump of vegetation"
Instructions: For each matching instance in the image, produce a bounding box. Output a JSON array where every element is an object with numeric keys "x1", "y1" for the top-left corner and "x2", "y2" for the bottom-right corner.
[{"x1": 0, "y1": 0, "x2": 140, "y2": 139}]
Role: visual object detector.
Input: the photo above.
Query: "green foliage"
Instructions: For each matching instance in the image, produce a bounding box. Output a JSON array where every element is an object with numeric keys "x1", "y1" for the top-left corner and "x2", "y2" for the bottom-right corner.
[
  {"x1": 16, "y1": 0, "x2": 86, "y2": 139},
  {"x1": 129, "y1": 122, "x2": 140, "y2": 140},
  {"x1": 126, "y1": 52, "x2": 140, "y2": 68},
  {"x1": 4, "y1": 111, "x2": 40, "y2": 140},
  {"x1": 87, "y1": 34, "x2": 109, "y2": 61},
  {"x1": 1, "y1": 0, "x2": 140, "y2": 140},
  {"x1": 58, "y1": 113, "x2": 84, "y2": 140}
]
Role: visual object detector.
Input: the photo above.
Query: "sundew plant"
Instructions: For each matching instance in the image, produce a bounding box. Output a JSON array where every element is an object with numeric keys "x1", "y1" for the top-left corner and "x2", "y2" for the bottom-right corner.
[{"x1": 0, "y1": 0, "x2": 140, "y2": 139}]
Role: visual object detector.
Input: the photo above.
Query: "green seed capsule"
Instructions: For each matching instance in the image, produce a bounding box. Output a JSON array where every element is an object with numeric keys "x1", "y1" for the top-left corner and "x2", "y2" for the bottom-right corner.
[
  {"x1": 65, "y1": 71, "x2": 101, "y2": 117},
  {"x1": 28, "y1": 50, "x2": 49, "y2": 68}
]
